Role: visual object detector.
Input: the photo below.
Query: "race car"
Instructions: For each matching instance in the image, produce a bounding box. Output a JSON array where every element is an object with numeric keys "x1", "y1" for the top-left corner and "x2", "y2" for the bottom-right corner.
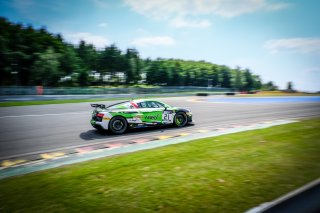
[{"x1": 90, "y1": 99, "x2": 192, "y2": 134}]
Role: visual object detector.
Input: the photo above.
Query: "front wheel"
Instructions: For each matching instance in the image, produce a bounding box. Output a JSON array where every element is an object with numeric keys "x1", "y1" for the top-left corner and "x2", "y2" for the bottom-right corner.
[
  {"x1": 109, "y1": 116, "x2": 128, "y2": 134},
  {"x1": 174, "y1": 112, "x2": 188, "y2": 127}
]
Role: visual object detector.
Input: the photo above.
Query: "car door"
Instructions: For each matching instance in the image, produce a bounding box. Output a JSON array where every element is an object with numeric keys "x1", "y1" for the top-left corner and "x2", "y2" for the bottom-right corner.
[
  {"x1": 152, "y1": 101, "x2": 174, "y2": 124},
  {"x1": 162, "y1": 108, "x2": 174, "y2": 123},
  {"x1": 138, "y1": 101, "x2": 163, "y2": 123}
]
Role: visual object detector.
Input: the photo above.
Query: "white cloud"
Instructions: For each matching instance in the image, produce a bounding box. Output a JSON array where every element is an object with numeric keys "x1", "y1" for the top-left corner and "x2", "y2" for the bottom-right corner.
[
  {"x1": 170, "y1": 17, "x2": 211, "y2": 28},
  {"x1": 98, "y1": 22, "x2": 108, "y2": 27},
  {"x1": 131, "y1": 36, "x2": 175, "y2": 47},
  {"x1": 65, "y1": 32, "x2": 110, "y2": 49},
  {"x1": 264, "y1": 38, "x2": 320, "y2": 54},
  {"x1": 124, "y1": 0, "x2": 289, "y2": 27}
]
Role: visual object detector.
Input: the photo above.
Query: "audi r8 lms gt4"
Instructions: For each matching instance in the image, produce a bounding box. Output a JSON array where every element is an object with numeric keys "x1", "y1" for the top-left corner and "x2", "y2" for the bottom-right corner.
[{"x1": 90, "y1": 99, "x2": 193, "y2": 134}]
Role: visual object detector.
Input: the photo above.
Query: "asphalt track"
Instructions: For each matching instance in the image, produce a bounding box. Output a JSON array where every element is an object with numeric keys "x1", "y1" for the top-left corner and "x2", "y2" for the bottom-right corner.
[{"x1": 0, "y1": 96, "x2": 320, "y2": 160}]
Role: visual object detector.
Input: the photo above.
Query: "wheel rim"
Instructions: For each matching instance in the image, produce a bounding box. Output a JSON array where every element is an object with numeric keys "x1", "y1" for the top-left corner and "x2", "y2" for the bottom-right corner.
[
  {"x1": 175, "y1": 114, "x2": 186, "y2": 126},
  {"x1": 112, "y1": 120, "x2": 124, "y2": 131}
]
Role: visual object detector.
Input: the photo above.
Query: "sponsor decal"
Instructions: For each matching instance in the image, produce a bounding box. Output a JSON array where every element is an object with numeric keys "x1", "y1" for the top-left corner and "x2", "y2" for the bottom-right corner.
[
  {"x1": 145, "y1": 115, "x2": 159, "y2": 120},
  {"x1": 127, "y1": 117, "x2": 142, "y2": 123},
  {"x1": 163, "y1": 110, "x2": 173, "y2": 114}
]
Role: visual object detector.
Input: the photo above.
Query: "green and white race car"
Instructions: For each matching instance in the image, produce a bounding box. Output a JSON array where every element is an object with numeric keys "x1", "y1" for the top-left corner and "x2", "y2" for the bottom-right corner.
[{"x1": 90, "y1": 99, "x2": 193, "y2": 134}]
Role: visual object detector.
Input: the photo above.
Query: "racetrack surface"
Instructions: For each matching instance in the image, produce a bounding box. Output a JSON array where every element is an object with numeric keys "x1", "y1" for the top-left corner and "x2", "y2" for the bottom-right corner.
[{"x1": 0, "y1": 96, "x2": 319, "y2": 159}]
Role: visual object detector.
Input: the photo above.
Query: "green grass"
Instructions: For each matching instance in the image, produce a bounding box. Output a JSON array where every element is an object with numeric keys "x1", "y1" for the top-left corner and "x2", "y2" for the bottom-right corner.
[{"x1": 1, "y1": 119, "x2": 320, "y2": 212}]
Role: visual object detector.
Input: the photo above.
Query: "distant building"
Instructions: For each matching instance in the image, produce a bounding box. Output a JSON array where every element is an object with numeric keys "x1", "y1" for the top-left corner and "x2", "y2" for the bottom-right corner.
[
  {"x1": 89, "y1": 71, "x2": 125, "y2": 83},
  {"x1": 138, "y1": 72, "x2": 146, "y2": 84},
  {"x1": 89, "y1": 71, "x2": 100, "y2": 80}
]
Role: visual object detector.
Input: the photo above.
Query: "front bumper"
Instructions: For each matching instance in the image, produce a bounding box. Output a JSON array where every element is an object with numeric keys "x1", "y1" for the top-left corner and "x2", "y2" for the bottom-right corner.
[{"x1": 186, "y1": 112, "x2": 193, "y2": 123}]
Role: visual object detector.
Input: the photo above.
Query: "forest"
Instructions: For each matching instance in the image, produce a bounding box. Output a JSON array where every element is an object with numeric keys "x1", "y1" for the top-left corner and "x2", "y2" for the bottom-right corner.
[{"x1": 0, "y1": 17, "x2": 278, "y2": 91}]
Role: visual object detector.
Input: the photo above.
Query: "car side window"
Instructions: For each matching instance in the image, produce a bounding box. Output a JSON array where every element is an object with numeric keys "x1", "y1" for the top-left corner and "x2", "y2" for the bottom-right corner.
[
  {"x1": 137, "y1": 101, "x2": 165, "y2": 108},
  {"x1": 154, "y1": 101, "x2": 165, "y2": 108},
  {"x1": 149, "y1": 101, "x2": 158, "y2": 108},
  {"x1": 137, "y1": 102, "x2": 147, "y2": 108},
  {"x1": 146, "y1": 101, "x2": 162, "y2": 108}
]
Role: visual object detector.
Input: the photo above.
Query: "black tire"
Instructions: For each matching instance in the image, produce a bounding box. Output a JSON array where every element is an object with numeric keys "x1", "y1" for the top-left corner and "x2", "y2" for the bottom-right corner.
[
  {"x1": 174, "y1": 112, "x2": 188, "y2": 127},
  {"x1": 108, "y1": 116, "x2": 128, "y2": 134}
]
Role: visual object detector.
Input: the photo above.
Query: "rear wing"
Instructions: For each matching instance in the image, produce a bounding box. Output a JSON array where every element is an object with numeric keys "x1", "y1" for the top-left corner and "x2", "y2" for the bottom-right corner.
[{"x1": 90, "y1": 104, "x2": 106, "y2": 108}]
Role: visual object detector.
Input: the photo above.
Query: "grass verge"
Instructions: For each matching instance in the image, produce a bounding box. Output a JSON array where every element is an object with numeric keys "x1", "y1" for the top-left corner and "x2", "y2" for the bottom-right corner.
[{"x1": 1, "y1": 119, "x2": 320, "y2": 212}]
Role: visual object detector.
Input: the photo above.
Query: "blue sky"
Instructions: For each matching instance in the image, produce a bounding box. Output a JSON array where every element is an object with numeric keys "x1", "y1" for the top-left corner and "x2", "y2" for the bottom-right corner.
[{"x1": 1, "y1": 0, "x2": 320, "y2": 91}]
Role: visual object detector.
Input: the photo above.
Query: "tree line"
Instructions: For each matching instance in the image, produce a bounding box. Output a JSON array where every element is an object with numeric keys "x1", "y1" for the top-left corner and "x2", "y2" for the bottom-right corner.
[{"x1": 0, "y1": 17, "x2": 277, "y2": 91}]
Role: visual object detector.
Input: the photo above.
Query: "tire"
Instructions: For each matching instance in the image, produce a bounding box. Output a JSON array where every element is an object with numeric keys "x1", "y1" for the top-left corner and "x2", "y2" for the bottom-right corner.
[
  {"x1": 174, "y1": 112, "x2": 188, "y2": 127},
  {"x1": 108, "y1": 116, "x2": 128, "y2": 134}
]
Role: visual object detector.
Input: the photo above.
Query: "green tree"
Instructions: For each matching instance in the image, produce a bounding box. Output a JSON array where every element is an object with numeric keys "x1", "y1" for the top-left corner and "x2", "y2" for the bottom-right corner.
[
  {"x1": 77, "y1": 40, "x2": 98, "y2": 71},
  {"x1": 158, "y1": 65, "x2": 169, "y2": 85},
  {"x1": 31, "y1": 48, "x2": 61, "y2": 86},
  {"x1": 0, "y1": 17, "x2": 268, "y2": 89},
  {"x1": 220, "y1": 66, "x2": 231, "y2": 88},
  {"x1": 125, "y1": 48, "x2": 141, "y2": 84},
  {"x1": 286, "y1": 81, "x2": 294, "y2": 92},
  {"x1": 78, "y1": 70, "x2": 89, "y2": 86},
  {"x1": 184, "y1": 69, "x2": 192, "y2": 86},
  {"x1": 252, "y1": 75, "x2": 262, "y2": 90},
  {"x1": 211, "y1": 65, "x2": 219, "y2": 87},
  {"x1": 263, "y1": 81, "x2": 278, "y2": 91},
  {"x1": 169, "y1": 62, "x2": 182, "y2": 86},
  {"x1": 59, "y1": 45, "x2": 82, "y2": 76},
  {"x1": 243, "y1": 69, "x2": 254, "y2": 91},
  {"x1": 232, "y1": 67, "x2": 242, "y2": 91},
  {"x1": 200, "y1": 67, "x2": 209, "y2": 86},
  {"x1": 99, "y1": 44, "x2": 123, "y2": 84},
  {"x1": 146, "y1": 60, "x2": 160, "y2": 85}
]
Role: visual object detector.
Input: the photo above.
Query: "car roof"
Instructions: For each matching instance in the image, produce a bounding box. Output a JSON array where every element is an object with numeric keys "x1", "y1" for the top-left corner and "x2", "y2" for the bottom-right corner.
[
  {"x1": 132, "y1": 99, "x2": 161, "y2": 103},
  {"x1": 106, "y1": 99, "x2": 161, "y2": 106}
]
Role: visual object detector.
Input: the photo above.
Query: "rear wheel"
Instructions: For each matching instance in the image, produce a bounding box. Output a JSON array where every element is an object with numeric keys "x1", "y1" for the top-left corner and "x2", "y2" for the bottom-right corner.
[
  {"x1": 109, "y1": 116, "x2": 128, "y2": 134},
  {"x1": 174, "y1": 112, "x2": 188, "y2": 127}
]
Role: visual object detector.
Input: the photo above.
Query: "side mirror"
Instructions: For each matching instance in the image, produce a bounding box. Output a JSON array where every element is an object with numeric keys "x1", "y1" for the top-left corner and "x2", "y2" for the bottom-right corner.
[{"x1": 164, "y1": 107, "x2": 167, "y2": 111}]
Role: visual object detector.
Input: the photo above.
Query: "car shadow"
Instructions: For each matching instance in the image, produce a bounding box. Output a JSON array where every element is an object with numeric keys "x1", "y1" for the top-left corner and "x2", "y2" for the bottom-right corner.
[
  {"x1": 79, "y1": 124, "x2": 195, "y2": 141},
  {"x1": 79, "y1": 129, "x2": 110, "y2": 140}
]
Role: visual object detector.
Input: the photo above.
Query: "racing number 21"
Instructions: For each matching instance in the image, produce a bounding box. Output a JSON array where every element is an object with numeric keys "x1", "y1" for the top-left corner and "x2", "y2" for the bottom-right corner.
[{"x1": 163, "y1": 111, "x2": 172, "y2": 122}]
